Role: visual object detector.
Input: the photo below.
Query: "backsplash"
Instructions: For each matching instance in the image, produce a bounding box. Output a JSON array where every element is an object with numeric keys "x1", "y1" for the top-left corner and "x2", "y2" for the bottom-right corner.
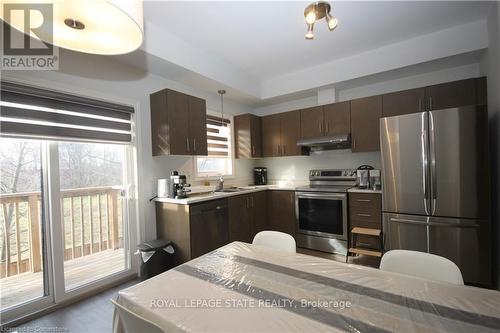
[{"x1": 255, "y1": 150, "x2": 381, "y2": 182}]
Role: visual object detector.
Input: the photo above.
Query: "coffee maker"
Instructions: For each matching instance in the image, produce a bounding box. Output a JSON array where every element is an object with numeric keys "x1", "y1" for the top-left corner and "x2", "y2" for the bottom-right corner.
[
  {"x1": 254, "y1": 167, "x2": 267, "y2": 185},
  {"x1": 356, "y1": 165, "x2": 373, "y2": 189},
  {"x1": 169, "y1": 171, "x2": 191, "y2": 199}
]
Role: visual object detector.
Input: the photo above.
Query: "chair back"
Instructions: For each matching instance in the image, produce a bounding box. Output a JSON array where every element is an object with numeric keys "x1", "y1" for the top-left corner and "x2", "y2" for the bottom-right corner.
[
  {"x1": 111, "y1": 299, "x2": 163, "y2": 333},
  {"x1": 252, "y1": 231, "x2": 296, "y2": 253},
  {"x1": 380, "y1": 250, "x2": 464, "y2": 285}
]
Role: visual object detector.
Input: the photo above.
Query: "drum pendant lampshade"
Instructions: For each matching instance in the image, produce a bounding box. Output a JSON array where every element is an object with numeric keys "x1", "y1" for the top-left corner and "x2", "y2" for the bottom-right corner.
[{"x1": 0, "y1": 0, "x2": 144, "y2": 55}]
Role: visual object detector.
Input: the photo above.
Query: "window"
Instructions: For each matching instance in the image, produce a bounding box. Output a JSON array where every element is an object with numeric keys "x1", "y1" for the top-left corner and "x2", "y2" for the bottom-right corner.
[{"x1": 196, "y1": 114, "x2": 233, "y2": 178}]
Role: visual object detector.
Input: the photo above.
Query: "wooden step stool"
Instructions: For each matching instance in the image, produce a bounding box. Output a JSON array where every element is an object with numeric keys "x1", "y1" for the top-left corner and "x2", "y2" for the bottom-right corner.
[{"x1": 346, "y1": 227, "x2": 383, "y2": 263}]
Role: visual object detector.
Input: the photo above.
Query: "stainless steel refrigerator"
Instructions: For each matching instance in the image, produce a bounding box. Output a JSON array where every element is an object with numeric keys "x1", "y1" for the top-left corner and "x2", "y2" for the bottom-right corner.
[{"x1": 380, "y1": 105, "x2": 491, "y2": 287}]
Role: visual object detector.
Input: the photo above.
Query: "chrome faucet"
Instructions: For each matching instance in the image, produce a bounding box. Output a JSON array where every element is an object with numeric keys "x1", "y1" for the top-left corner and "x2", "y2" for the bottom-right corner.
[{"x1": 215, "y1": 175, "x2": 224, "y2": 191}]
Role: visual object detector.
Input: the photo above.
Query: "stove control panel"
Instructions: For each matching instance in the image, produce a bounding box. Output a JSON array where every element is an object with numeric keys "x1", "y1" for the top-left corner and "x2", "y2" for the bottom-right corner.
[{"x1": 309, "y1": 169, "x2": 357, "y2": 180}]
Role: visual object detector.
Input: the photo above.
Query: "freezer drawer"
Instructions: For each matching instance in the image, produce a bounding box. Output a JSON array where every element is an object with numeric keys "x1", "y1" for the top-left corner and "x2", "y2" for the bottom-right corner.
[{"x1": 383, "y1": 213, "x2": 491, "y2": 287}]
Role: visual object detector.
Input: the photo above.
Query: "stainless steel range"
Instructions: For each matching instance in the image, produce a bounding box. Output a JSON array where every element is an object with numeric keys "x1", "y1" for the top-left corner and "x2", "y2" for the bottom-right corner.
[{"x1": 295, "y1": 169, "x2": 357, "y2": 255}]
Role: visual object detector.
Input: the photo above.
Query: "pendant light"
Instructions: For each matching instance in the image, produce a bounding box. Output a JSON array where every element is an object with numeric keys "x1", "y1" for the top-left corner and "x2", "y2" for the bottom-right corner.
[
  {"x1": 218, "y1": 90, "x2": 229, "y2": 135},
  {"x1": 303, "y1": 1, "x2": 338, "y2": 40},
  {"x1": 0, "y1": 0, "x2": 144, "y2": 55}
]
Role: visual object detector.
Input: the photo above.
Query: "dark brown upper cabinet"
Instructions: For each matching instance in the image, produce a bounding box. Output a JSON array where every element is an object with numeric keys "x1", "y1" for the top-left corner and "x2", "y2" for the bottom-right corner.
[
  {"x1": 382, "y1": 88, "x2": 425, "y2": 117},
  {"x1": 300, "y1": 106, "x2": 324, "y2": 139},
  {"x1": 234, "y1": 114, "x2": 262, "y2": 159},
  {"x1": 262, "y1": 111, "x2": 306, "y2": 157},
  {"x1": 324, "y1": 101, "x2": 350, "y2": 136},
  {"x1": 350, "y1": 95, "x2": 382, "y2": 153},
  {"x1": 150, "y1": 88, "x2": 207, "y2": 156},
  {"x1": 425, "y1": 78, "x2": 477, "y2": 111}
]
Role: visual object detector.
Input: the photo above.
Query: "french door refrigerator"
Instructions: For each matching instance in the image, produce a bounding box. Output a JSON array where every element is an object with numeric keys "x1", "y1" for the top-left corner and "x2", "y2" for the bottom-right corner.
[{"x1": 380, "y1": 105, "x2": 491, "y2": 287}]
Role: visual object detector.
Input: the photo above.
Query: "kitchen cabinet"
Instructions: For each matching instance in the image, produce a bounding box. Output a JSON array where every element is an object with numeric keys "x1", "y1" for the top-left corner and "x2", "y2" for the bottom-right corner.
[
  {"x1": 262, "y1": 114, "x2": 281, "y2": 157},
  {"x1": 350, "y1": 95, "x2": 382, "y2": 152},
  {"x1": 234, "y1": 114, "x2": 262, "y2": 158},
  {"x1": 228, "y1": 191, "x2": 268, "y2": 243},
  {"x1": 324, "y1": 101, "x2": 350, "y2": 136},
  {"x1": 382, "y1": 88, "x2": 425, "y2": 117},
  {"x1": 262, "y1": 111, "x2": 305, "y2": 157},
  {"x1": 348, "y1": 192, "x2": 382, "y2": 250},
  {"x1": 150, "y1": 88, "x2": 207, "y2": 156},
  {"x1": 156, "y1": 199, "x2": 229, "y2": 266},
  {"x1": 267, "y1": 191, "x2": 296, "y2": 238},
  {"x1": 300, "y1": 106, "x2": 324, "y2": 139},
  {"x1": 426, "y1": 78, "x2": 477, "y2": 111}
]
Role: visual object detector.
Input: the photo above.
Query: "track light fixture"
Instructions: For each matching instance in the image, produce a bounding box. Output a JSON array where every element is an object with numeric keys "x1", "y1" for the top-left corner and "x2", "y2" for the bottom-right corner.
[{"x1": 303, "y1": 1, "x2": 338, "y2": 40}]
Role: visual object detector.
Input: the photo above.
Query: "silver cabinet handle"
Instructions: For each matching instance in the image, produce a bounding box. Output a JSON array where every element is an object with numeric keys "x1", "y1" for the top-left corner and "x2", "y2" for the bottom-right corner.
[
  {"x1": 250, "y1": 196, "x2": 254, "y2": 208},
  {"x1": 429, "y1": 96, "x2": 433, "y2": 110},
  {"x1": 357, "y1": 213, "x2": 372, "y2": 217},
  {"x1": 352, "y1": 138, "x2": 356, "y2": 149},
  {"x1": 193, "y1": 138, "x2": 196, "y2": 153},
  {"x1": 356, "y1": 199, "x2": 371, "y2": 203},
  {"x1": 283, "y1": 145, "x2": 286, "y2": 155},
  {"x1": 325, "y1": 121, "x2": 330, "y2": 134},
  {"x1": 246, "y1": 197, "x2": 250, "y2": 209},
  {"x1": 186, "y1": 138, "x2": 190, "y2": 152},
  {"x1": 319, "y1": 122, "x2": 323, "y2": 134},
  {"x1": 215, "y1": 206, "x2": 222, "y2": 210},
  {"x1": 252, "y1": 145, "x2": 255, "y2": 156}
]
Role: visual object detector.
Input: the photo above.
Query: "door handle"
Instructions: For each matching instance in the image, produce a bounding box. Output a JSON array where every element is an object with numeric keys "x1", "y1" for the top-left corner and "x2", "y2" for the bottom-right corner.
[
  {"x1": 325, "y1": 121, "x2": 330, "y2": 134},
  {"x1": 352, "y1": 138, "x2": 356, "y2": 149},
  {"x1": 357, "y1": 213, "x2": 372, "y2": 217},
  {"x1": 429, "y1": 112, "x2": 437, "y2": 215},
  {"x1": 319, "y1": 122, "x2": 323, "y2": 134},
  {"x1": 186, "y1": 138, "x2": 190, "y2": 152},
  {"x1": 421, "y1": 112, "x2": 430, "y2": 215},
  {"x1": 356, "y1": 199, "x2": 371, "y2": 203},
  {"x1": 389, "y1": 217, "x2": 426, "y2": 225},
  {"x1": 429, "y1": 96, "x2": 433, "y2": 110},
  {"x1": 250, "y1": 196, "x2": 254, "y2": 208}
]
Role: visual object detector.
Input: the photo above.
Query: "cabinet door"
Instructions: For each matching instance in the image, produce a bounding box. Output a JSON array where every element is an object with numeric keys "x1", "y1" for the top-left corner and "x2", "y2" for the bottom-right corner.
[
  {"x1": 350, "y1": 95, "x2": 382, "y2": 152},
  {"x1": 300, "y1": 106, "x2": 324, "y2": 139},
  {"x1": 426, "y1": 78, "x2": 476, "y2": 110},
  {"x1": 262, "y1": 114, "x2": 281, "y2": 157},
  {"x1": 382, "y1": 88, "x2": 425, "y2": 117},
  {"x1": 228, "y1": 195, "x2": 252, "y2": 243},
  {"x1": 167, "y1": 90, "x2": 190, "y2": 155},
  {"x1": 150, "y1": 90, "x2": 168, "y2": 156},
  {"x1": 189, "y1": 96, "x2": 207, "y2": 156},
  {"x1": 267, "y1": 191, "x2": 296, "y2": 238},
  {"x1": 324, "y1": 101, "x2": 350, "y2": 136},
  {"x1": 250, "y1": 115, "x2": 262, "y2": 158},
  {"x1": 190, "y1": 200, "x2": 229, "y2": 258},
  {"x1": 280, "y1": 110, "x2": 302, "y2": 156},
  {"x1": 251, "y1": 191, "x2": 268, "y2": 240}
]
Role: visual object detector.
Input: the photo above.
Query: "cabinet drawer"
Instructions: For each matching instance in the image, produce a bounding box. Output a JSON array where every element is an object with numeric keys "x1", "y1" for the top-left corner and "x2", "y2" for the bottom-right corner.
[
  {"x1": 354, "y1": 234, "x2": 382, "y2": 250},
  {"x1": 349, "y1": 206, "x2": 381, "y2": 222},
  {"x1": 349, "y1": 193, "x2": 381, "y2": 209},
  {"x1": 350, "y1": 218, "x2": 381, "y2": 230}
]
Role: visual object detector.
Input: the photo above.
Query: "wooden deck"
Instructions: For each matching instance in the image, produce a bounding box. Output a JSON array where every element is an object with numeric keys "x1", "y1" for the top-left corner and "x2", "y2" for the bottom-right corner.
[{"x1": 0, "y1": 249, "x2": 125, "y2": 309}]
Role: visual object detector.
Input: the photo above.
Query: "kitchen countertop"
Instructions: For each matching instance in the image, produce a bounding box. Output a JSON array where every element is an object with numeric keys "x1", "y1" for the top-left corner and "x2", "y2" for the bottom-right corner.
[
  {"x1": 154, "y1": 185, "x2": 297, "y2": 205},
  {"x1": 348, "y1": 187, "x2": 382, "y2": 194}
]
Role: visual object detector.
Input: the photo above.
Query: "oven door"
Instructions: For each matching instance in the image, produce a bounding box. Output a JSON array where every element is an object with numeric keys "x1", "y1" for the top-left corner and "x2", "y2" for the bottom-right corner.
[{"x1": 295, "y1": 192, "x2": 348, "y2": 240}]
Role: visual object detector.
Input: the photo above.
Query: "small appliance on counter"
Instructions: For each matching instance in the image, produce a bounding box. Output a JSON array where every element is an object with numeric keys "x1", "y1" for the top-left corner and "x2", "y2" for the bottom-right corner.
[
  {"x1": 369, "y1": 169, "x2": 381, "y2": 191},
  {"x1": 356, "y1": 165, "x2": 373, "y2": 189},
  {"x1": 254, "y1": 167, "x2": 267, "y2": 185},
  {"x1": 170, "y1": 171, "x2": 191, "y2": 199}
]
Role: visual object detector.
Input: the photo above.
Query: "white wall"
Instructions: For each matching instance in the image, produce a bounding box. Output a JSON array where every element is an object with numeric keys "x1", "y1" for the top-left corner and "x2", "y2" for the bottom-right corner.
[
  {"x1": 1, "y1": 50, "x2": 254, "y2": 242},
  {"x1": 480, "y1": 1, "x2": 500, "y2": 289}
]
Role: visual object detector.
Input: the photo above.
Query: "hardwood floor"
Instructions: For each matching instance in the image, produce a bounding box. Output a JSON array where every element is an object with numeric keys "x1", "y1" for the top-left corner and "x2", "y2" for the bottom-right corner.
[
  {"x1": 10, "y1": 279, "x2": 138, "y2": 333},
  {"x1": 1, "y1": 249, "x2": 125, "y2": 309}
]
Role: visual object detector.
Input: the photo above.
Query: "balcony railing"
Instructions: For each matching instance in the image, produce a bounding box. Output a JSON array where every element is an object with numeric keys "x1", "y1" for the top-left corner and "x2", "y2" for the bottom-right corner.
[{"x1": 0, "y1": 186, "x2": 123, "y2": 278}]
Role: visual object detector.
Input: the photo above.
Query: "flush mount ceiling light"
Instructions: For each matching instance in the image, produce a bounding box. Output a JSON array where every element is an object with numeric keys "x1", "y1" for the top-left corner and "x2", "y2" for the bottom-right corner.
[
  {"x1": 0, "y1": 0, "x2": 144, "y2": 55},
  {"x1": 304, "y1": 1, "x2": 338, "y2": 40}
]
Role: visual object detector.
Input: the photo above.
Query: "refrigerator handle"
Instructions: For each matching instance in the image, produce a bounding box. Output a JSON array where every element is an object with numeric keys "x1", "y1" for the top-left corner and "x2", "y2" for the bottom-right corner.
[
  {"x1": 389, "y1": 217, "x2": 427, "y2": 225},
  {"x1": 421, "y1": 113, "x2": 430, "y2": 215},
  {"x1": 429, "y1": 112, "x2": 437, "y2": 215}
]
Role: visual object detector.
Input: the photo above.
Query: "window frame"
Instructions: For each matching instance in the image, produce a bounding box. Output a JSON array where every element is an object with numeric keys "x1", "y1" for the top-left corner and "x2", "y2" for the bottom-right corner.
[{"x1": 194, "y1": 111, "x2": 235, "y2": 180}]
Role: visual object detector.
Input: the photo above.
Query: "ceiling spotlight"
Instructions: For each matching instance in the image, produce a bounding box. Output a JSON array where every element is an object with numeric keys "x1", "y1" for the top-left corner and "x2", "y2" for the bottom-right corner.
[
  {"x1": 305, "y1": 23, "x2": 315, "y2": 40},
  {"x1": 303, "y1": 1, "x2": 338, "y2": 39}
]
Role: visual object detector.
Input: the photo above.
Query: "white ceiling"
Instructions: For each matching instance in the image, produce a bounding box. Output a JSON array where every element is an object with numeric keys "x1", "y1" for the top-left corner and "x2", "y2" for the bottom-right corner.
[
  {"x1": 143, "y1": 1, "x2": 490, "y2": 80},
  {"x1": 127, "y1": 1, "x2": 493, "y2": 102}
]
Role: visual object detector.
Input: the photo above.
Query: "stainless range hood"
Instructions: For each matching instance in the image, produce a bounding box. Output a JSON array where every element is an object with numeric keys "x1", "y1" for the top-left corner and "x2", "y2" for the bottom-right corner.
[{"x1": 297, "y1": 134, "x2": 351, "y2": 151}]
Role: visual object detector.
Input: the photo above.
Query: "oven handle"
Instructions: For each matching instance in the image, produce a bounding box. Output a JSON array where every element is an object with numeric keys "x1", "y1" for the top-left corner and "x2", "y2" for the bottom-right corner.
[{"x1": 295, "y1": 192, "x2": 347, "y2": 200}]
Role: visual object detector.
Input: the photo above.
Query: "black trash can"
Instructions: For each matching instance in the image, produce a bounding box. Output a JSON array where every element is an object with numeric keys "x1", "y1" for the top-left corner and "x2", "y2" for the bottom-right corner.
[{"x1": 137, "y1": 239, "x2": 174, "y2": 281}]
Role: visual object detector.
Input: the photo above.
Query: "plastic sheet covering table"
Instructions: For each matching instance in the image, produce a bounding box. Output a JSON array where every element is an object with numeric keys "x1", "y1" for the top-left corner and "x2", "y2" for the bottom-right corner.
[{"x1": 114, "y1": 242, "x2": 500, "y2": 333}]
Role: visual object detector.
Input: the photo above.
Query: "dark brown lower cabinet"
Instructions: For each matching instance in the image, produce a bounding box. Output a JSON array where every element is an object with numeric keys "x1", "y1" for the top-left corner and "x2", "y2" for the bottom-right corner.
[
  {"x1": 267, "y1": 191, "x2": 296, "y2": 238},
  {"x1": 228, "y1": 191, "x2": 268, "y2": 243}
]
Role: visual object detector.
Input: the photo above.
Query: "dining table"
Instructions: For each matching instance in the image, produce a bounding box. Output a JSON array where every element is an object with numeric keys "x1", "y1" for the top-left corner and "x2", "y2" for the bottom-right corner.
[{"x1": 114, "y1": 241, "x2": 500, "y2": 332}]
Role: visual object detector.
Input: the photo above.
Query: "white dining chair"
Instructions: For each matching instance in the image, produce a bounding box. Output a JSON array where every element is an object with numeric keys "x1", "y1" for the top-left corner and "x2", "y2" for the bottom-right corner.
[
  {"x1": 252, "y1": 231, "x2": 296, "y2": 253},
  {"x1": 379, "y1": 250, "x2": 464, "y2": 285},
  {"x1": 111, "y1": 299, "x2": 163, "y2": 333}
]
